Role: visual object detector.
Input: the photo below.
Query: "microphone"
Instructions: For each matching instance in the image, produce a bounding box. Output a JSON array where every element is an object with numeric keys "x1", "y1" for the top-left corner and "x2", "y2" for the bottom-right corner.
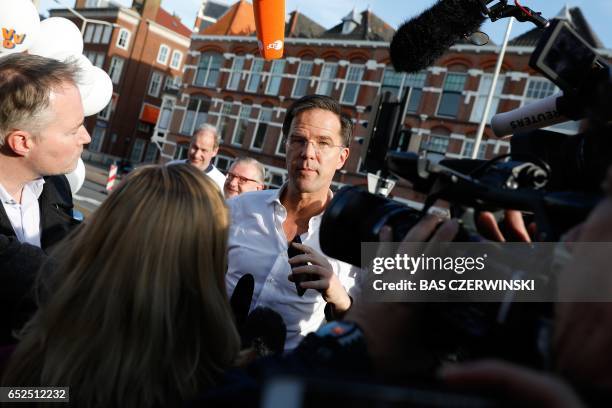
[
  {"x1": 253, "y1": 0, "x2": 285, "y2": 60},
  {"x1": 390, "y1": 0, "x2": 486, "y2": 73},
  {"x1": 491, "y1": 93, "x2": 584, "y2": 137},
  {"x1": 230, "y1": 273, "x2": 254, "y2": 330},
  {"x1": 241, "y1": 307, "x2": 287, "y2": 355}
]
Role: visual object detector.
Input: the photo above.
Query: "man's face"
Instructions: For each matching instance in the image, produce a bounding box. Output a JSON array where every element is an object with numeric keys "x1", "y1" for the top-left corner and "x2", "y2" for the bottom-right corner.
[
  {"x1": 224, "y1": 161, "x2": 264, "y2": 198},
  {"x1": 285, "y1": 108, "x2": 349, "y2": 195},
  {"x1": 28, "y1": 83, "x2": 91, "y2": 176},
  {"x1": 187, "y1": 130, "x2": 218, "y2": 171}
]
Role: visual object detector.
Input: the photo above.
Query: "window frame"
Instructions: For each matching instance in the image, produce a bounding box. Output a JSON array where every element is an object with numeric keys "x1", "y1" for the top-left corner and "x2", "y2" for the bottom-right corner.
[
  {"x1": 157, "y1": 44, "x2": 170, "y2": 65},
  {"x1": 170, "y1": 50, "x2": 183, "y2": 70},
  {"x1": 436, "y1": 72, "x2": 467, "y2": 118},
  {"x1": 291, "y1": 60, "x2": 314, "y2": 99},
  {"x1": 116, "y1": 28, "x2": 130, "y2": 50},
  {"x1": 231, "y1": 104, "x2": 252, "y2": 146},
  {"x1": 265, "y1": 60, "x2": 286, "y2": 96},
  {"x1": 340, "y1": 64, "x2": 365, "y2": 105},
  {"x1": 251, "y1": 107, "x2": 273, "y2": 150}
]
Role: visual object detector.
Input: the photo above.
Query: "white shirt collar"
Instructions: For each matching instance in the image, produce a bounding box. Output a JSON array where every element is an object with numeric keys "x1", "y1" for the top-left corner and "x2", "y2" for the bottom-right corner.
[{"x1": 0, "y1": 178, "x2": 45, "y2": 204}]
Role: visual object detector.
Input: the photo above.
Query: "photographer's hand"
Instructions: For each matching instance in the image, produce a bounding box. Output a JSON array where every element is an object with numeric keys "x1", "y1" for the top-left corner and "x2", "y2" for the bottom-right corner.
[
  {"x1": 475, "y1": 209, "x2": 533, "y2": 242},
  {"x1": 344, "y1": 215, "x2": 459, "y2": 380},
  {"x1": 288, "y1": 243, "x2": 352, "y2": 314}
]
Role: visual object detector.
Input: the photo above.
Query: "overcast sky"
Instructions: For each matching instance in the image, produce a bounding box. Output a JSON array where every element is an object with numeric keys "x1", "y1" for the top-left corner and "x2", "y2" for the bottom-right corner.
[{"x1": 39, "y1": 0, "x2": 612, "y2": 48}]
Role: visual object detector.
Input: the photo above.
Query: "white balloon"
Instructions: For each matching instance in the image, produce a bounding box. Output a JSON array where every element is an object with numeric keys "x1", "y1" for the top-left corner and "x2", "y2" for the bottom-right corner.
[
  {"x1": 27, "y1": 17, "x2": 83, "y2": 61},
  {"x1": 0, "y1": 0, "x2": 41, "y2": 55},
  {"x1": 82, "y1": 66, "x2": 113, "y2": 117},
  {"x1": 66, "y1": 157, "x2": 86, "y2": 195},
  {"x1": 70, "y1": 54, "x2": 97, "y2": 100}
]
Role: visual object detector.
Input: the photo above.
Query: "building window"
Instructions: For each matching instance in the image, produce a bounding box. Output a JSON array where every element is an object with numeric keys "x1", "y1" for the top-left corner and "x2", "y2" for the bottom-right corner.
[
  {"x1": 341, "y1": 64, "x2": 365, "y2": 105},
  {"x1": 174, "y1": 144, "x2": 188, "y2": 160},
  {"x1": 265, "y1": 60, "x2": 285, "y2": 95},
  {"x1": 108, "y1": 56, "x2": 124, "y2": 84},
  {"x1": 470, "y1": 74, "x2": 505, "y2": 123},
  {"x1": 164, "y1": 76, "x2": 181, "y2": 91},
  {"x1": 252, "y1": 107, "x2": 273, "y2": 150},
  {"x1": 437, "y1": 73, "x2": 467, "y2": 118},
  {"x1": 227, "y1": 56, "x2": 245, "y2": 90},
  {"x1": 214, "y1": 155, "x2": 234, "y2": 172},
  {"x1": 157, "y1": 44, "x2": 170, "y2": 65},
  {"x1": 98, "y1": 101, "x2": 112, "y2": 120},
  {"x1": 84, "y1": 24, "x2": 111, "y2": 44},
  {"x1": 143, "y1": 142, "x2": 159, "y2": 163},
  {"x1": 130, "y1": 138, "x2": 146, "y2": 163},
  {"x1": 381, "y1": 68, "x2": 427, "y2": 113},
  {"x1": 217, "y1": 102, "x2": 233, "y2": 142},
  {"x1": 84, "y1": 51, "x2": 105, "y2": 68},
  {"x1": 158, "y1": 100, "x2": 173, "y2": 130},
  {"x1": 523, "y1": 77, "x2": 580, "y2": 134},
  {"x1": 180, "y1": 96, "x2": 211, "y2": 135},
  {"x1": 231, "y1": 104, "x2": 252, "y2": 146},
  {"x1": 421, "y1": 135, "x2": 449, "y2": 155},
  {"x1": 148, "y1": 71, "x2": 163, "y2": 97},
  {"x1": 246, "y1": 58, "x2": 264, "y2": 93},
  {"x1": 195, "y1": 52, "x2": 222, "y2": 88},
  {"x1": 266, "y1": 170, "x2": 286, "y2": 189},
  {"x1": 461, "y1": 139, "x2": 487, "y2": 159},
  {"x1": 89, "y1": 126, "x2": 106, "y2": 152},
  {"x1": 275, "y1": 133, "x2": 286, "y2": 156},
  {"x1": 292, "y1": 60, "x2": 313, "y2": 98},
  {"x1": 317, "y1": 63, "x2": 337, "y2": 96},
  {"x1": 170, "y1": 50, "x2": 183, "y2": 70},
  {"x1": 116, "y1": 28, "x2": 130, "y2": 50}
]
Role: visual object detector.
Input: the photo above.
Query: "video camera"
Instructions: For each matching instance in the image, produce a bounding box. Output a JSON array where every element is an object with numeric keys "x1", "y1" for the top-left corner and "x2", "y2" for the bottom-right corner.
[
  {"x1": 318, "y1": 7, "x2": 609, "y2": 371},
  {"x1": 321, "y1": 16, "x2": 610, "y2": 265}
]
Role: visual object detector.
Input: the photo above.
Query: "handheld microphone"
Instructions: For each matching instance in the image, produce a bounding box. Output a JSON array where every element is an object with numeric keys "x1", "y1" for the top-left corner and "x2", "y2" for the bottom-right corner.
[
  {"x1": 253, "y1": 0, "x2": 285, "y2": 59},
  {"x1": 390, "y1": 0, "x2": 486, "y2": 73},
  {"x1": 230, "y1": 273, "x2": 254, "y2": 330},
  {"x1": 242, "y1": 306, "x2": 287, "y2": 355},
  {"x1": 491, "y1": 93, "x2": 584, "y2": 137}
]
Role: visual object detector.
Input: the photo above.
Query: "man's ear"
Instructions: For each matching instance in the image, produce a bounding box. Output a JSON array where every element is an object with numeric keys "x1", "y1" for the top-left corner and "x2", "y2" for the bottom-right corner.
[
  {"x1": 4, "y1": 130, "x2": 33, "y2": 157},
  {"x1": 336, "y1": 147, "x2": 350, "y2": 170}
]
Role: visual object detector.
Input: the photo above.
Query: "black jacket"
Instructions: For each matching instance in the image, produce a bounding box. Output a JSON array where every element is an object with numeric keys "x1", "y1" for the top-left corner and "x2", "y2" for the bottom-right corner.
[{"x1": 0, "y1": 175, "x2": 79, "y2": 345}]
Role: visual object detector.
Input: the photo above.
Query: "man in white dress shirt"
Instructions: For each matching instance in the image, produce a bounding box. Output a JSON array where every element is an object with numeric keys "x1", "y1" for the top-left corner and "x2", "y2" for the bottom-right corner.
[
  {"x1": 226, "y1": 95, "x2": 360, "y2": 350},
  {"x1": 168, "y1": 124, "x2": 226, "y2": 192}
]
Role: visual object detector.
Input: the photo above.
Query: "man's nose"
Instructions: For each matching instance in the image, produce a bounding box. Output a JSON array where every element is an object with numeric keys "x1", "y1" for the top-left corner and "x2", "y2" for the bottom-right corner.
[
  {"x1": 300, "y1": 140, "x2": 318, "y2": 158},
  {"x1": 79, "y1": 126, "x2": 91, "y2": 144}
]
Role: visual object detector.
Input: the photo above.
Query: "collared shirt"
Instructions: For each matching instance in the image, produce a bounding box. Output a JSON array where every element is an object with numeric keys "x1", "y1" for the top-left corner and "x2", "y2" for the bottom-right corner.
[
  {"x1": 226, "y1": 185, "x2": 361, "y2": 350},
  {"x1": 167, "y1": 159, "x2": 226, "y2": 194},
  {"x1": 0, "y1": 179, "x2": 45, "y2": 247}
]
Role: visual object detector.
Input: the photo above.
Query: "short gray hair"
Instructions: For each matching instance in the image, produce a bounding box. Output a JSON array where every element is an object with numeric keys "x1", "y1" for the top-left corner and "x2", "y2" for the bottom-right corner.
[
  {"x1": 0, "y1": 54, "x2": 79, "y2": 146},
  {"x1": 193, "y1": 124, "x2": 221, "y2": 148},
  {"x1": 231, "y1": 157, "x2": 266, "y2": 184}
]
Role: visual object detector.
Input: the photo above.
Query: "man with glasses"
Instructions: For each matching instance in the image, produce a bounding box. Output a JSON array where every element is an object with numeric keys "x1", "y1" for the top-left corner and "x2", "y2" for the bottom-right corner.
[
  {"x1": 224, "y1": 157, "x2": 265, "y2": 199},
  {"x1": 226, "y1": 95, "x2": 359, "y2": 350}
]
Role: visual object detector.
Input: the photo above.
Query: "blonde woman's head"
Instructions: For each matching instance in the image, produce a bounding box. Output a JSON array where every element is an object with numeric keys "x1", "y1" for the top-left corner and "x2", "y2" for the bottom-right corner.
[{"x1": 3, "y1": 164, "x2": 240, "y2": 407}]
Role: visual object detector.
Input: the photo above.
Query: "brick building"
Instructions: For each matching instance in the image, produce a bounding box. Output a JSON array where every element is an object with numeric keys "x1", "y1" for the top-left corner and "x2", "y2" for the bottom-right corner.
[
  {"x1": 155, "y1": 4, "x2": 611, "y2": 199},
  {"x1": 50, "y1": 0, "x2": 191, "y2": 165}
]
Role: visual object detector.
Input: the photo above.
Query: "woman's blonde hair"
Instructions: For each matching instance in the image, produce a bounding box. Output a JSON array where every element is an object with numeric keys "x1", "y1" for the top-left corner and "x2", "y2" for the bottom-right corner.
[{"x1": 2, "y1": 164, "x2": 240, "y2": 407}]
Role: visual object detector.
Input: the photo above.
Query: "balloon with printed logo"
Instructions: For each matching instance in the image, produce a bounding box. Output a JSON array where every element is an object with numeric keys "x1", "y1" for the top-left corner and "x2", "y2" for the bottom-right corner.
[
  {"x1": 66, "y1": 158, "x2": 86, "y2": 195},
  {"x1": 27, "y1": 17, "x2": 83, "y2": 61},
  {"x1": 82, "y1": 66, "x2": 113, "y2": 117},
  {"x1": 0, "y1": 0, "x2": 41, "y2": 56}
]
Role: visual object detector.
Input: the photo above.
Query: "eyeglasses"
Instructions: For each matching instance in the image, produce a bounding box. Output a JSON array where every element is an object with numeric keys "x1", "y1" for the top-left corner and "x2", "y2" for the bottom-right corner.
[
  {"x1": 226, "y1": 172, "x2": 261, "y2": 185},
  {"x1": 286, "y1": 135, "x2": 346, "y2": 155}
]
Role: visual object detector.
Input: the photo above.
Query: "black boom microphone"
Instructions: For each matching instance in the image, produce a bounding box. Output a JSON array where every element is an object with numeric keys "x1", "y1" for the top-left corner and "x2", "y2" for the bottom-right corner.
[{"x1": 390, "y1": 0, "x2": 486, "y2": 73}]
